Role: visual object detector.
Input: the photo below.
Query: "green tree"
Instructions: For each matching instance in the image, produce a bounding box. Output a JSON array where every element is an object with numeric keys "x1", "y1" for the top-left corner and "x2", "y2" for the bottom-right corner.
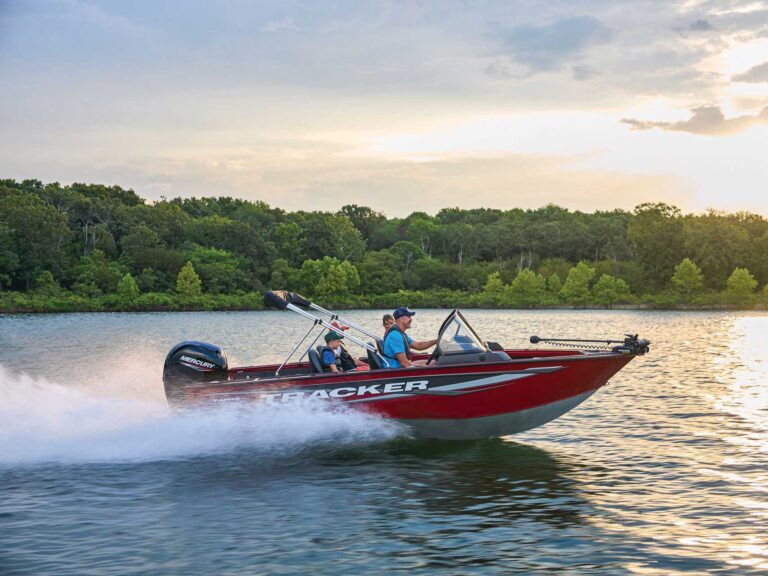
[
  {"x1": 136, "y1": 268, "x2": 158, "y2": 292},
  {"x1": 272, "y1": 222, "x2": 306, "y2": 266},
  {"x1": 184, "y1": 244, "x2": 248, "y2": 294},
  {"x1": 318, "y1": 260, "x2": 360, "y2": 301},
  {"x1": 560, "y1": 261, "x2": 596, "y2": 304},
  {"x1": 120, "y1": 225, "x2": 184, "y2": 290},
  {"x1": 389, "y1": 241, "x2": 424, "y2": 273},
  {"x1": 627, "y1": 203, "x2": 684, "y2": 290},
  {"x1": 134, "y1": 201, "x2": 191, "y2": 248},
  {"x1": 0, "y1": 223, "x2": 19, "y2": 289},
  {"x1": 435, "y1": 223, "x2": 479, "y2": 266},
  {"x1": 504, "y1": 269, "x2": 546, "y2": 307},
  {"x1": 71, "y1": 250, "x2": 126, "y2": 296},
  {"x1": 406, "y1": 215, "x2": 438, "y2": 255},
  {"x1": 592, "y1": 274, "x2": 631, "y2": 307},
  {"x1": 368, "y1": 218, "x2": 403, "y2": 251},
  {"x1": 269, "y1": 258, "x2": 297, "y2": 290},
  {"x1": 410, "y1": 258, "x2": 473, "y2": 291},
  {"x1": 545, "y1": 272, "x2": 562, "y2": 295},
  {"x1": 176, "y1": 261, "x2": 202, "y2": 296},
  {"x1": 586, "y1": 211, "x2": 632, "y2": 261},
  {"x1": 117, "y1": 273, "x2": 140, "y2": 301},
  {"x1": 184, "y1": 215, "x2": 276, "y2": 284},
  {"x1": 724, "y1": 267, "x2": 757, "y2": 306},
  {"x1": 120, "y1": 225, "x2": 163, "y2": 270},
  {"x1": 743, "y1": 226, "x2": 768, "y2": 288},
  {"x1": 0, "y1": 192, "x2": 70, "y2": 288},
  {"x1": 479, "y1": 271, "x2": 504, "y2": 306},
  {"x1": 339, "y1": 205, "x2": 386, "y2": 242},
  {"x1": 671, "y1": 258, "x2": 704, "y2": 301},
  {"x1": 683, "y1": 211, "x2": 750, "y2": 289},
  {"x1": 302, "y1": 214, "x2": 366, "y2": 262},
  {"x1": 483, "y1": 271, "x2": 504, "y2": 294},
  {"x1": 230, "y1": 200, "x2": 279, "y2": 233},
  {"x1": 296, "y1": 257, "x2": 360, "y2": 301},
  {"x1": 538, "y1": 258, "x2": 571, "y2": 283},
  {"x1": 33, "y1": 270, "x2": 62, "y2": 296},
  {"x1": 357, "y1": 250, "x2": 404, "y2": 294}
]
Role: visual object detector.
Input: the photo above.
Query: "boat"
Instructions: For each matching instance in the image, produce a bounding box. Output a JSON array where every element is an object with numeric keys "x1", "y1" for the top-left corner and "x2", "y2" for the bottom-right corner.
[{"x1": 162, "y1": 290, "x2": 650, "y2": 440}]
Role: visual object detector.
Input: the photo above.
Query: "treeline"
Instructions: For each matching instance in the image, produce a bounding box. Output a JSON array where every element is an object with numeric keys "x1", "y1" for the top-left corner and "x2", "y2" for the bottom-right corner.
[{"x1": 1, "y1": 178, "x2": 767, "y2": 312}]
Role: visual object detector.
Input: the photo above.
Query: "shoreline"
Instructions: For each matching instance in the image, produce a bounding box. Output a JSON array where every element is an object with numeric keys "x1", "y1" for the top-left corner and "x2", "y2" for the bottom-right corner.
[{"x1": 1, "y1": 294, "x2": 765, "y2": 314}]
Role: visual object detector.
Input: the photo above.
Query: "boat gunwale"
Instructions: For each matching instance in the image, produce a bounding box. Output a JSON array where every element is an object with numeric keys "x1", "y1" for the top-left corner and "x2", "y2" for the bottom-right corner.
[{"x1": 190, "y1": 349, "x2": 633, "y2": 391}]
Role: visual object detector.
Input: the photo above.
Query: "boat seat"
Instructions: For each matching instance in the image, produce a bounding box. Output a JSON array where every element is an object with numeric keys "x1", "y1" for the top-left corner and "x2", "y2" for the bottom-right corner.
[
  {"x1": 375, "y1": 338, "x2": 384, "y2": 354},
  {"x1": 367, "y1": 347, "x2": 385, "y2": 370},
  {"x1": 307, "y1": 349, "x2": 325, "y2": 373}
]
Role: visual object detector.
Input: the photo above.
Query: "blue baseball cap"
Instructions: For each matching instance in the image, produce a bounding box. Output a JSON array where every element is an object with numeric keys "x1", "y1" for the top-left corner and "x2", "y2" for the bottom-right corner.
[{"x1": 393, "y1": 306, "x2": 416, "y2": 319}]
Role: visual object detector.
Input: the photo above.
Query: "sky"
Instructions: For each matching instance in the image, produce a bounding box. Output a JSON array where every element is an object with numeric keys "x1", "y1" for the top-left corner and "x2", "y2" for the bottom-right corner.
[{"x1": 1, "y1": 0, "x2": 768, "y2": 217}]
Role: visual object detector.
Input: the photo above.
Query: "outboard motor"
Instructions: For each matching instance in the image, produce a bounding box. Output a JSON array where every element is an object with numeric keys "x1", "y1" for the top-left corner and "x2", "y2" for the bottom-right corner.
[{"x1": 163, "y1": 341, "x2": 228, "y2": 406}]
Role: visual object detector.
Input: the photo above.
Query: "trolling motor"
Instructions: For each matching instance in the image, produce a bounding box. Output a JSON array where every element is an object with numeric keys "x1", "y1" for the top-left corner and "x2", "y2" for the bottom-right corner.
[{"x1": 530, "y1": 334, "x2": 650, "y2": 355}]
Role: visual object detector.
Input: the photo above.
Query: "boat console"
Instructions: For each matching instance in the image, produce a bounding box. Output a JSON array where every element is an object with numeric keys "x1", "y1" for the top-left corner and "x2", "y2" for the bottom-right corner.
[
  {"x1": 427, "y1": 309, "x2": 512, "y2": 366},
  {"x1": 435, "y1": 350, "x2": 512, "y2": 366}
]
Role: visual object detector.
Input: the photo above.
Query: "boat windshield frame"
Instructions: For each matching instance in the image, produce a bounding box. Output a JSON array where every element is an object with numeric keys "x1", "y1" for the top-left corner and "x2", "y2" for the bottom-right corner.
[{"x1": 434, "y1": 309, "x2": 488, "y2": 356}]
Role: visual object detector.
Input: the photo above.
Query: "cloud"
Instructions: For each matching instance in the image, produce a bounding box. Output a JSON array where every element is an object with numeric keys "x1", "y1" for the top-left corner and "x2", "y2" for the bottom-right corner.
[
  {"x1": 0, "y1": 135, "x2": 687, "y2": 217},
  {"x1": 261, "y1": 17, "x2": 299, "y2": 33},
  {"x1": 2, "y1": 0, "x2": 145, "y2": 33},
  {"x1": 489, "y1": 16, "x2": 612, "y2": 74},
  {"x1": 674, "y1": 18, "x2": 715, "y2": 36},
  {"x1": 733, "y1": 61, "x2": 768, "y2": 82},
  {"x1": 571, "y1": 65, "x2": 600, "y2": 81},
  {"x1": 0, "y1": 1, "x2": 759, "y2": 104},
  {"x1": 689, "y1": 19, "x2": 714, "y2": 31},
  {"x1": 621, "y1": 106, "x2": 768, "y2": 135}
]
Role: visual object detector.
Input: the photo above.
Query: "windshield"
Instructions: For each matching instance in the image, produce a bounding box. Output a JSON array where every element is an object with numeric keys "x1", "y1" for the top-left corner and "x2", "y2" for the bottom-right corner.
[{"x1": 436, "y1": 311, "x2": 486, "y2": 354}]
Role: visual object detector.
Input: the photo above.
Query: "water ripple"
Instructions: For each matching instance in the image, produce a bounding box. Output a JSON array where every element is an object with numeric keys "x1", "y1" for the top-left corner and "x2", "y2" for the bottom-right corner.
[{"x1": 1, "y1": 310, "x2": 767, "y2": 574}]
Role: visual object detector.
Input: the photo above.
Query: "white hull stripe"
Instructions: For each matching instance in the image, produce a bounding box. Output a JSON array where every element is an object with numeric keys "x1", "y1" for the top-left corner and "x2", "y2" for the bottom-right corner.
[
  {"x1": 207, "y1": 365, "x2": 563, "y2": 402},
  {"x1": 348, "y1": 367, "x2": 563, "y2": 403}
]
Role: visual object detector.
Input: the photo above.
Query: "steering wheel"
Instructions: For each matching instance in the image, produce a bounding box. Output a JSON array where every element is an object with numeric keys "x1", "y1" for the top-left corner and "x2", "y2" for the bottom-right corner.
[{"x1": 425, "y1": 345, "x2": 441, "y2": 366}]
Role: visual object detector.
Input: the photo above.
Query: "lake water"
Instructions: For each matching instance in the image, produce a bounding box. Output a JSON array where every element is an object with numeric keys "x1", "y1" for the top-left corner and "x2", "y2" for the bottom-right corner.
[{"x1": 1, "y1": 310, "x2": 767, "y2": 575}]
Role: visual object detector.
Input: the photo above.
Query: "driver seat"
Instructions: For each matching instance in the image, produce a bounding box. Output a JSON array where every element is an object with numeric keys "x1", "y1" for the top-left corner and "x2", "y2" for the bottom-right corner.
[
  {"x1": 307, "y1": 349, "x2": 325, "y2": 373},
  {"x1": 366, "y1": 346, "x2": 385, "y2": 370}
]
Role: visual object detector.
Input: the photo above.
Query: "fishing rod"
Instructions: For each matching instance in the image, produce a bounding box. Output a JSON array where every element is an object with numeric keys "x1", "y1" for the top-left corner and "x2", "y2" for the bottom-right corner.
[
  {"x1": 264, "y1": 290, "x2": 381, "y2": 340},
  {"x1": 305, "y1": 301, "x2": 380, "y2": 340},
  {"x1": 264, "y1": 290, "x2": 392, "y2": 374},
  {"x1": 264, "y1": 291, "x2": 378, "y2": 351}
]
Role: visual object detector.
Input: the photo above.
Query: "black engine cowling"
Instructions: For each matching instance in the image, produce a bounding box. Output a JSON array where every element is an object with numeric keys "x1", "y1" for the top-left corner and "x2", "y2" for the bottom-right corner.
[{"x1": 163, "y1": 341, "x2": 228, "y2": 405}]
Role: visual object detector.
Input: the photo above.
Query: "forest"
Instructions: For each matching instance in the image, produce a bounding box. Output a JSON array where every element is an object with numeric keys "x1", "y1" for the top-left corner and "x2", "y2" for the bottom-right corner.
[{"x1": 1, "y1": 178, "x2": 767, "y2": 312}]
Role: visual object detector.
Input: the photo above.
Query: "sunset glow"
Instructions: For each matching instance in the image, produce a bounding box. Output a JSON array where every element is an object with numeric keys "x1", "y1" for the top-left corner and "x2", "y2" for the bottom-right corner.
[{"x1": 1, "y1": 1, "x2": 768, "y2": 216}]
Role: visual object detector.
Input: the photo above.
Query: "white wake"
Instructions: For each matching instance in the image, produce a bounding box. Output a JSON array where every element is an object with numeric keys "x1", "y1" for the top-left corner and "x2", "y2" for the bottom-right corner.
[{"x1": 0, "y1": 365, "x2": 404, "y2": 465}]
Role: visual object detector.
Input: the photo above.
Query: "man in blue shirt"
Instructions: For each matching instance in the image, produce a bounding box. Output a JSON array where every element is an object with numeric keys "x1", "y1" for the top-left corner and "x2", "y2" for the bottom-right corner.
[{"x1": 382, "y1": 307, "x2": 438, "y2": 368}]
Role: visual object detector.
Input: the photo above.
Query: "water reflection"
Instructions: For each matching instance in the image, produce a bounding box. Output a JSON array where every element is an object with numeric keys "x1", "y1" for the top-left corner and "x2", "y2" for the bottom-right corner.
[
  {"x1": 164, "y1": 438, "x2": 587, "y2": 530},
  {"x1": 553, "y1": 313, "x2": 768, "y2": 575},
  {"x1": 148, "y1": 439, "x2": 613, "y2": 573},
  {"x1": 379, "y1": 439, "x2": 586, "y2": 527},
  {"x1": 717, "y1": 316, "x2": 768, "y2": 441}
]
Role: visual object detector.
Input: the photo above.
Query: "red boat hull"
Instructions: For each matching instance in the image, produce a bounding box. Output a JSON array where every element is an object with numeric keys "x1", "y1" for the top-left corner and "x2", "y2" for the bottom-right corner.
[{"x1": 174, "y1": 349, "x2": 634, "y2": 440}]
